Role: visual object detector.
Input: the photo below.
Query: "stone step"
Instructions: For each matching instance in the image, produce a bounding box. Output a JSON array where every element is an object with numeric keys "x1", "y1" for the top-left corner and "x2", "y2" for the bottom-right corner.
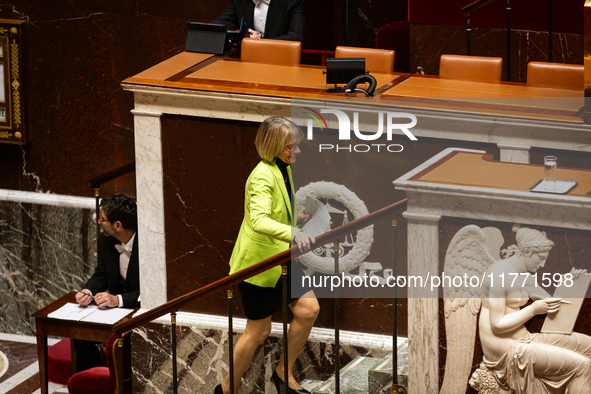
[
  {"x1": 305, "y1": 338, "x2": 408, "y2": 394},
  {"x1": 301, "y1": 379, "x2": 327, "y2": 392},
  {"x1": 368, "y1": 339, "x2": 408, "y2": 393},
  {"x1": 311, "y1": 356, "x2": 384, "y2": 394}
]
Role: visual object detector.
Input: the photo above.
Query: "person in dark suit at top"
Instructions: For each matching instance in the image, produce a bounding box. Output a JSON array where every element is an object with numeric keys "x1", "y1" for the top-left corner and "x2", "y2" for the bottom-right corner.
[
  {"x1": 214, "y1": 0, "x2": 305, "y2": 42},
  {"x1": 73, "y1": 194, "x2": 140, "y2": 371}
]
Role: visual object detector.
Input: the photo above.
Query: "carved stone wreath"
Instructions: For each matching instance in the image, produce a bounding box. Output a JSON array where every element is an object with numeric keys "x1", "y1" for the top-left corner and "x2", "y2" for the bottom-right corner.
[{"x1": 295, "y1": 181, "x2": 373, "y2": 274}]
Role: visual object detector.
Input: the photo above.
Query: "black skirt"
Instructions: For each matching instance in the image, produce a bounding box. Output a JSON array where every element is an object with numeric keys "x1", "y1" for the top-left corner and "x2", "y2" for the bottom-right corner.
[{"x1": 238, "y1": 260, "x2": 308, "y2": 320}]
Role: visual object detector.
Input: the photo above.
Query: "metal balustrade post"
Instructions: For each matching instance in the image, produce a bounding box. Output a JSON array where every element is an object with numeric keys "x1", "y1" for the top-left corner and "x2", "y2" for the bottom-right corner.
[
  {"x1": 171, "y1": 312, "x2": 178, "y2": 394},
  {"x1": 392, "y1": 219, "x2": 398, "y2": 393},
  {"x1": 506, "y1": 0, "x2": 511, "y2": 81},
  {"x1": 548, "y1": 0, "x2": 553, "y2": 62},
  {"x1": 282, "y1": 265, "x2": 289, "y2": 394},
  {"x1": 391, "y1": 218, "x2": 406, "y2": 394},
  {"x1": 227, "y1": 289, "x2": 235, "y2": 394},
  {"x1": 334, "y1": 240, "x2": 340, "y2": 394},
  {"x1": 117, "y1": 336, "x2": 124, "y2": 394},
  {"x1": 466, "y1": 16, "x2": 472, "y2": 56}
]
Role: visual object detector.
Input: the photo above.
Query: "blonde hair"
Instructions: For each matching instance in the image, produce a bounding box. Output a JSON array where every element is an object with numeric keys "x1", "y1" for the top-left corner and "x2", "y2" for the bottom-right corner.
[
  {"x1": 502, "y1": 224, "x2": 554, "y2": 258},
  {"x1": 255, "y1": 117, "x2": 304, "y2": 162}
]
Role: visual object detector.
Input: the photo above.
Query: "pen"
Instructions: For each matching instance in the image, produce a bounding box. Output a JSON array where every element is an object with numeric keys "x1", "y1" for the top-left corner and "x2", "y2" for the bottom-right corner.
[
  {"x1": 560, "y1": 300, "x2": 572, "y2": 304},
  {"x1": 73, "y1": 289, "x2": 94, "y2": 301}
]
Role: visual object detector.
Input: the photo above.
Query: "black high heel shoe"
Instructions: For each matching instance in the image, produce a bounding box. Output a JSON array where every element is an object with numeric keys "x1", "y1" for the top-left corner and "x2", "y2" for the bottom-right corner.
[
  {"x1": 271, "y1": 370, "x2": 311, "y2": 394},
  {"x1": 214, "y1": 384, "x2": 223, "y2": 394}
]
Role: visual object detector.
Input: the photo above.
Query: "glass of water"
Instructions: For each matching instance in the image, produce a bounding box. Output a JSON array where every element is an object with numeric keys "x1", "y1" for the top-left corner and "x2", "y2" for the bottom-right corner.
[{"x1": 544, "y1": 155, "x2": 557, "y2": 190}]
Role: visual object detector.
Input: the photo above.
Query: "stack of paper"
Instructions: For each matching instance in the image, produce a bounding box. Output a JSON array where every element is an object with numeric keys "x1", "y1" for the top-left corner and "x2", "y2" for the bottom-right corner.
[
  {"x1": 301, "y1": 196, "x2": 331, "y2": 237},
  {"x1": 48, "y1": 303, "x2": 134, "y2": 325}
]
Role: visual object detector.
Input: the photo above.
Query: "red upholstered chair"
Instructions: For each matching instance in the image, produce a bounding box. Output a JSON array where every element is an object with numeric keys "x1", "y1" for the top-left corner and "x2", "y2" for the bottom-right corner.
[
  {"x1": 67, "y1": 333, "x2": 131, "y2": 394},
  {"x1": 241, "y1": 38, "x2": 302, "y2": 65},
  {"x1": 48, "y1": 338, "x2": 72, "y2": 384},
  {"x1": 527, "y1": 61, "x2": 583, "y2": 90},
  {"x1": 335, "y1": 46, "x2": 395, "y2": 73},
  {"x1": 376, "y1": 21, "x2": 410, "y2": 73},
  {"x1": 439, "y1": 54, "x2": 503, "y2": 82}
]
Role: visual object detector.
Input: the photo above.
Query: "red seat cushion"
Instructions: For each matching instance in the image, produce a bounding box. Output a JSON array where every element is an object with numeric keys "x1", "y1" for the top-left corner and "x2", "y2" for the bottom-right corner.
[
  {"x1": 48, "y1": 338, "x2": 72, "y2": 385},
  {"x1": 67, "y1": 367, "x2": 114, "y2": 394},
  {"x1": 67, "y1": 333, "x2": 132, "y2": 394}
]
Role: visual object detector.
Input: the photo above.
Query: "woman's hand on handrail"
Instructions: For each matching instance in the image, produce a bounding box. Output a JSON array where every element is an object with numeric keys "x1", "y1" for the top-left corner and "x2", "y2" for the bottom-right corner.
[{"x1": 293, "y1": 231, "x2": 315, "y2": 254}]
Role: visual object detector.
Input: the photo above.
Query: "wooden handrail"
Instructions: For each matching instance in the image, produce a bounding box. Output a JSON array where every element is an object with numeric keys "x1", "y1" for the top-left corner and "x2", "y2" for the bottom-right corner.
[
  {"x1": 112, "y1": 198, "x2": 407, "y2": 334},
  {"x1": 89, "y1": 162, "x2": 136, "y2": 189},
  {"x1": 461, "y1": 0, "x2": 499, "y2": 17}
]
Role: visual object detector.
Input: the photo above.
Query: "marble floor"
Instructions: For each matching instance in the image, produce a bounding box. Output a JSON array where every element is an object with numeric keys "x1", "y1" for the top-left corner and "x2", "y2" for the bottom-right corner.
[{"x1": 0, "y1": 333, "x2": 67, "y2": 394}]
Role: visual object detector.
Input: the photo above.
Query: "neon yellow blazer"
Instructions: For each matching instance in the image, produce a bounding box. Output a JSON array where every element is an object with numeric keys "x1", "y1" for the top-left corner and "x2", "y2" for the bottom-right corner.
[{"x1": 229, "y1": 160, "x2": 301, "y2": 287}]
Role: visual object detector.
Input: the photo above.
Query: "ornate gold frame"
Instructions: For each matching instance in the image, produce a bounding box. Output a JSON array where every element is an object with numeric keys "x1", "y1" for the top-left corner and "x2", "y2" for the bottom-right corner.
[{"x1": 0, "y1": 19, "x2": 26, "y2": 144}]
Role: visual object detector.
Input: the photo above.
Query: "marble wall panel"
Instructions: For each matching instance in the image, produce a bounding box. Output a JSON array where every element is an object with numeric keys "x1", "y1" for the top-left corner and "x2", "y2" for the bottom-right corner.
[
  {"x1": 160, "y1": 115, "x2": 261, "y2": 316},
  {"x1": 438, "y1": 218, "x2": 591, "y2": 393},
  {"x1": 0, "y1": 4, "x2": 191, "y2": 197},
  {"x1": 410, "y1": 23, "x2": 583, "y2": 83},
  {"x1": 2, "y1": 1, "x2": 221, "y2": 23},
  {"x1": 0, "y1": 200, "x2": 96, "y2": 335},
  {"x1": 131, "y1": 321, "x2": 390, "y2": 393},
  {"x1": 344, "y1": 0, "x2": 408, "y2": 49}
]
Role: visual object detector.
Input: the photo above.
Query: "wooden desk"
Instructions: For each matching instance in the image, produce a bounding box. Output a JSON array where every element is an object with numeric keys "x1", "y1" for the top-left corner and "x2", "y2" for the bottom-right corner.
[
  {"x1": 122, "y1": 52, "x2": 584, "y2": 123},
  {"x1": 410, "y1": 151, "x2": 591, "y2": 196},
  {"x1": 32, "y1": 293, "x2": 138, "y2": 394},
  {"x1": 382, "y1": 75, "x2": 583, "y2": 98}
]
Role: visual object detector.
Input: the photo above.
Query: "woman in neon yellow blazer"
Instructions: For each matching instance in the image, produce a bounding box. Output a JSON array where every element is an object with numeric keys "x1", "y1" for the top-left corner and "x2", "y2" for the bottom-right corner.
[{"x1": 216, "y1": 117, "x2": 318, "y2": 394}]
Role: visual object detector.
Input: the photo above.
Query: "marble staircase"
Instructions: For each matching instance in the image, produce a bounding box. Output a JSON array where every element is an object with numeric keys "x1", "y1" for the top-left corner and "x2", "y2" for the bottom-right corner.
[{"x1": 300, "y1": 339, "x2": 408, "y2": 394}]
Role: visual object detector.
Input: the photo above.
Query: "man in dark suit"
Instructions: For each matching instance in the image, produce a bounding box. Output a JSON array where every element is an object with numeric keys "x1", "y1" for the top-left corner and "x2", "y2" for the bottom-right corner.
[
  {"x1": 214, "y1": 0, "x2": 305, "y2": 42},
  {"x1": 73, "y1": 194, "x2": 140, "y2": 371}
]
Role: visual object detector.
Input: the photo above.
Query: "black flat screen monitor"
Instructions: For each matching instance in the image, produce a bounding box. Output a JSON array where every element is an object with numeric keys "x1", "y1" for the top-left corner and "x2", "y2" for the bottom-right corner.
[
  {"x1": 325, "y1": 58, "x2": 366, "y2": 85},
  {"x1": 185, "y1": 22, "x2": 232, "y2": 55}
]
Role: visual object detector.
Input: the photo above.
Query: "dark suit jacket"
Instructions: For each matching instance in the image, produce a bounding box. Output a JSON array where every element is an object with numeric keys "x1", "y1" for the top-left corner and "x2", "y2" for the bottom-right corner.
[
  {"x1": 214, "y1": 0, "x2": 305, "y2": 42},
  {"x1": 84, "y1": 233, "x2": 140, "y2": 308}
]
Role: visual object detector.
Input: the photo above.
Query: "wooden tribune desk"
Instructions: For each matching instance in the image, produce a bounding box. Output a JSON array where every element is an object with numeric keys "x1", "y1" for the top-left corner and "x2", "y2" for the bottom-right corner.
[
  {"x1": 124, "y1": 51, "x2": 584, "y2": 123},
  {"x1": 32, "y1": 293, "x2": 138, "y2": 394}
]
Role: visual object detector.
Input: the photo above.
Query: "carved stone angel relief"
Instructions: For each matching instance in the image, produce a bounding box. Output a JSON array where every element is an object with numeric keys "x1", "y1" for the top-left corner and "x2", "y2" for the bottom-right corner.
[{"x1": 440, "y1": 224, "x2": 591, "y2": 394}]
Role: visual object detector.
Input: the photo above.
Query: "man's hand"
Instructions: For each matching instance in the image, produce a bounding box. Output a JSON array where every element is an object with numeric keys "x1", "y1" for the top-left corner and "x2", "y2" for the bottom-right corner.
[
  {"x1": 248, "y1": 29, "x2": 262, "y2": 39},
  {"x1": 75, "y1": 290, "x2": 93, "y2": 306},
  {"x1": 94, "y1": 292, "x2": 119, "y2": 308}
]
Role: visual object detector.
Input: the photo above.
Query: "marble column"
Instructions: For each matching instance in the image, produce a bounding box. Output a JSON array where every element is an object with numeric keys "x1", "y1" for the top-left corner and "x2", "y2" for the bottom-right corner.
[
  {"x1": 132, "y1": 109, "x2": 167, "y2": 309},
  {"x1": 498, "y1": 144, "x2": 531, "y2": 163},
  {"x1": 402, "y1": 212, "x2": 441, "y2": 394},
  {"x1": 584, "y1": 1, "x2": 591, "y2": 123}
]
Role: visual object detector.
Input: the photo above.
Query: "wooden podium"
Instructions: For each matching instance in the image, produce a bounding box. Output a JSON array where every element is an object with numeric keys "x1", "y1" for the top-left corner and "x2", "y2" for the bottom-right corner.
[{"x1": 32, "y1": 293, "x2": 138, "y2": 394}]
